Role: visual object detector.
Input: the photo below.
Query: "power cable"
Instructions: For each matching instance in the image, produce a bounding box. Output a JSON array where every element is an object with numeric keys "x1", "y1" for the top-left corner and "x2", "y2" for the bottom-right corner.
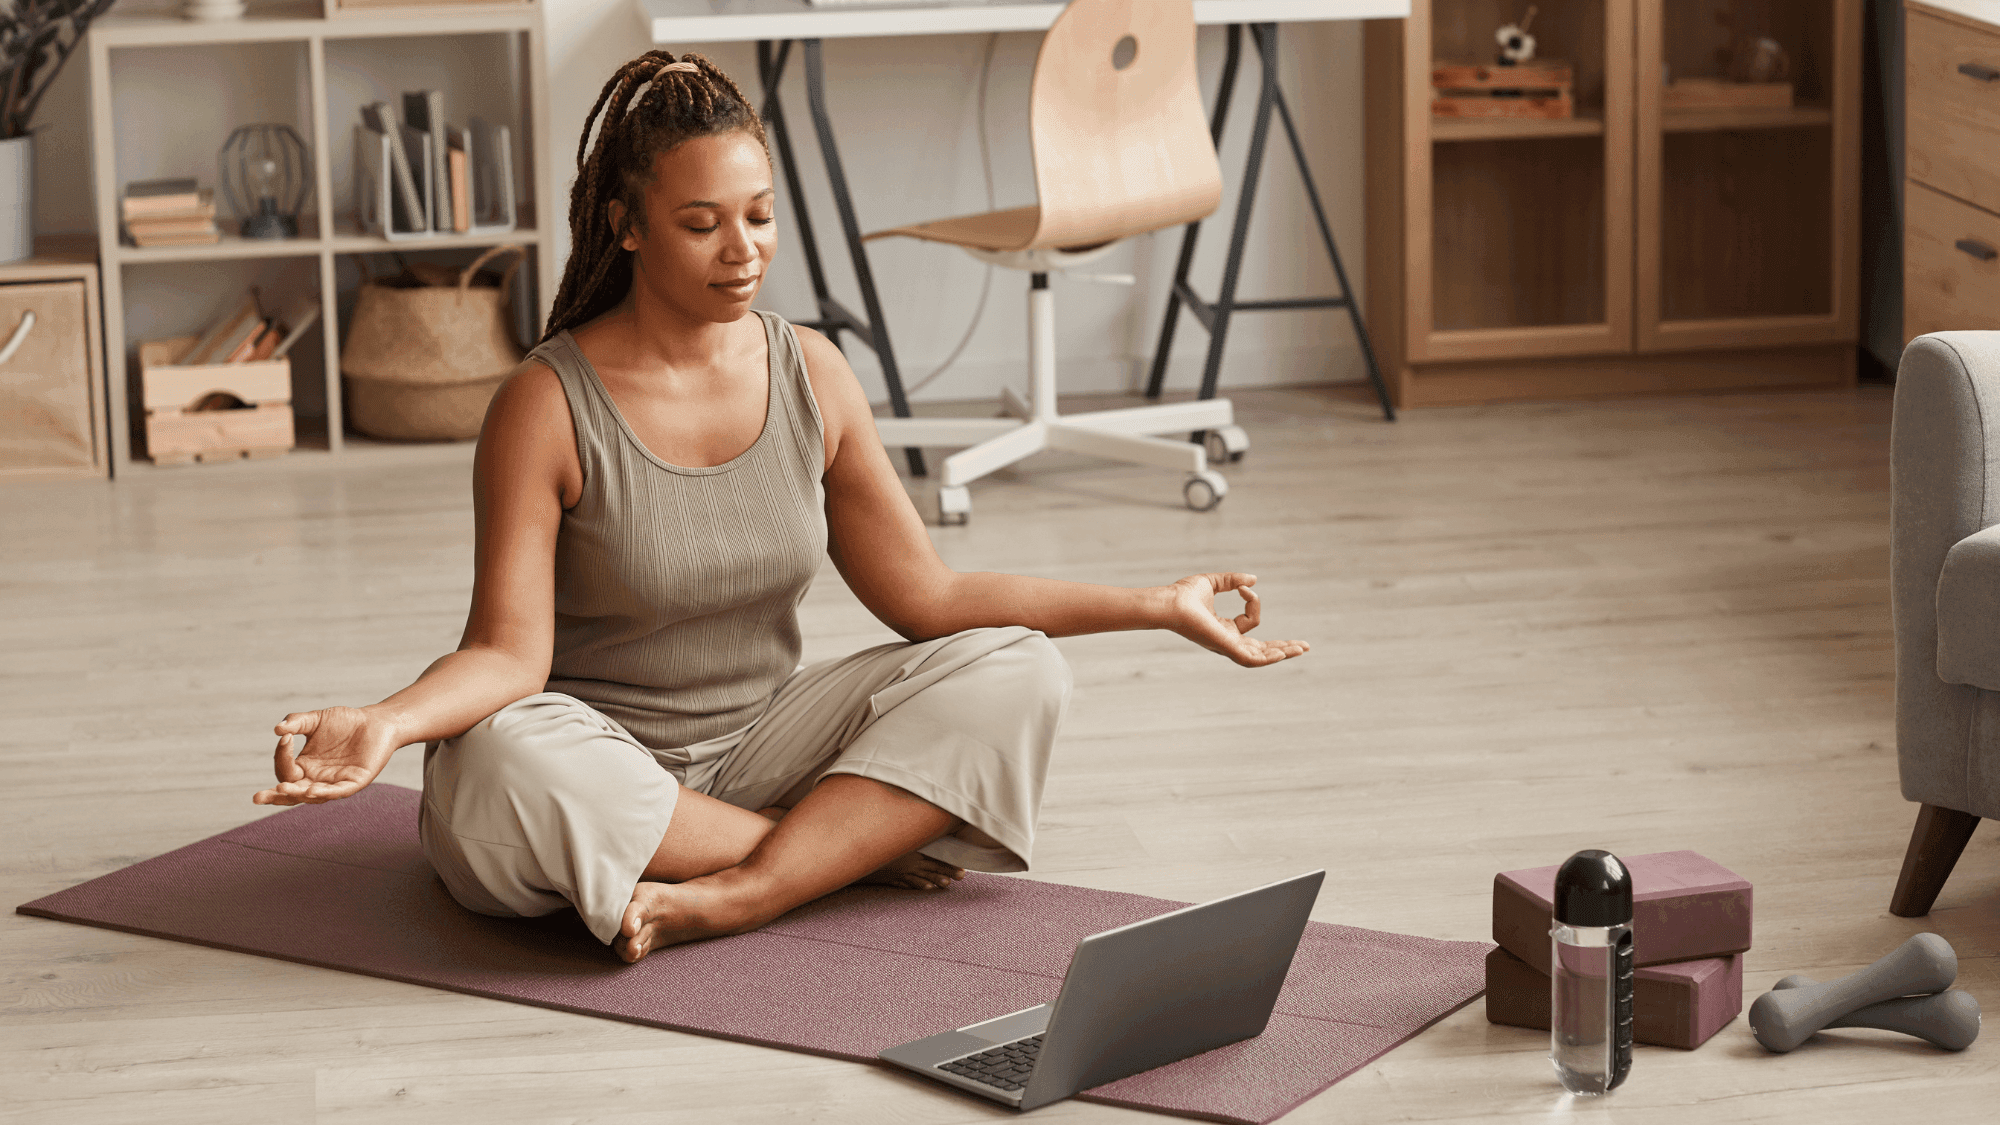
[{"x1": 897, "y1": 32, "x2": 999, "y2": 399}]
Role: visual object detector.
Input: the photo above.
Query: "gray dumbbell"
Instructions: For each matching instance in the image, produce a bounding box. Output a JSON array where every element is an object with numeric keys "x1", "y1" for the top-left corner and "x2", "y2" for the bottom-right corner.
[
  {"x1": 1771, "y1": 974, "x2": 1981, "y2": 1051},
  {"x1": 1748, "y1": 933, "x2": 1959, "y2": 1053}
]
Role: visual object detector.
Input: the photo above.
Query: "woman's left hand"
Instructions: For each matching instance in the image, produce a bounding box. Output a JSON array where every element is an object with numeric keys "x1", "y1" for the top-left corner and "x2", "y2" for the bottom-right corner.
[{"x1": 1162, "y1": 573, "x2": 1309, "y2": 667}]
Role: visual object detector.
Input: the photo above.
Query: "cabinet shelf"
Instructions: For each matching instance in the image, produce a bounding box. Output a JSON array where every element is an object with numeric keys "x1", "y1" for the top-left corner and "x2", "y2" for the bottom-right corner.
[
  {"x1": 1431, "y1": 113, "x2": 1606, "y2": 142},
  {"x1": 91, "y1": 7, "x2": 538, "y2": 47},
  {"x1": 1365, "y1": 0, "x2": 1859, "y2": 407},
  {"x1": 1661, "y1": 105, "x2": 1834, "y2": 133},
  {"x1": 112, "y1": 225, "x2": 543, "y2": 264}
]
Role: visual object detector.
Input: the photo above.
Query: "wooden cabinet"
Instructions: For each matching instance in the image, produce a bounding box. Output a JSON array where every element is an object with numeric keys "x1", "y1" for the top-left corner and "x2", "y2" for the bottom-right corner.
[
  {"x1": 1365, "y1": 0, "x2": 1860, "y2": 407},
  {"x1": 0, "y1": 240, "x2": 105, "y2": 480},
  {"x1": 1904, "y1": 1, "x2": 2000, "y2": 343}
]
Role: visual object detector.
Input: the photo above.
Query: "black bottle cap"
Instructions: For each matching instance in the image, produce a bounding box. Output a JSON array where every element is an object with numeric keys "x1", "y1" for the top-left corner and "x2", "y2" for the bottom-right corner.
[{"x1": 1554, "y1": 849, "x2": 1633, "y2": 926}]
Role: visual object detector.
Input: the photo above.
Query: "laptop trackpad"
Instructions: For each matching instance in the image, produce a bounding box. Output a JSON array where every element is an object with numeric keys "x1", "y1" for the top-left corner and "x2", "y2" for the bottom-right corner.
[{"x1": 958, "y1": 1004, "x2": 1051, "y2": 1043}]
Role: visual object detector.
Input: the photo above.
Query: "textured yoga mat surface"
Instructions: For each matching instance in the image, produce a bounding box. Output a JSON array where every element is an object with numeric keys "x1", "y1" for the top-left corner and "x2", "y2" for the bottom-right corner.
[{"x1": 17, "y1": 785, "x2": 1489, "y2": 1124}]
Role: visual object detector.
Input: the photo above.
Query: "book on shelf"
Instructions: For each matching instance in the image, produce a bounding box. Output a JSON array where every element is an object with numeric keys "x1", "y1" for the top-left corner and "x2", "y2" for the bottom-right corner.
[
  {"x1": 360, "y1": 101, "x2": 429, "y2": 234},
  {"x1": 123, "y1": 178, "x2": 205, "y2": 217},
  {"x1": 446, "y1": 125, "x2": 470, "y2": 233},
  {"x1": 469, "y1": 116, "x2": 514, "y2": 229},
  {"x1": 402, "y1": 89, "x2": 450, "y2": 233},
  {"x1": 183, "y1": 292, "x2": 262, "y2": 366},
  {"x1": 126, "y1": 215, "x2": 218, "y2": 237},
  {"x1": 127, "y1": 226, "x2": 221, "y2": 248},
  {"x1": 222, "y1": 318, "x2": 275, "y2": 364}
]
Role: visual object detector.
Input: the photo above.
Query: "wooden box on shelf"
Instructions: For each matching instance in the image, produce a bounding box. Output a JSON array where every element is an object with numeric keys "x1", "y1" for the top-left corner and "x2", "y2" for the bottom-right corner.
[
  {"x1": 1432, "y1": 60, "x2": 1574, "y2": 118},
  {"x1": 140, "y1": 336, "x2": 294, "y2": 465},
  {"x1": 1661, "y1": 76, "x2": 1793, "y2": 109}
]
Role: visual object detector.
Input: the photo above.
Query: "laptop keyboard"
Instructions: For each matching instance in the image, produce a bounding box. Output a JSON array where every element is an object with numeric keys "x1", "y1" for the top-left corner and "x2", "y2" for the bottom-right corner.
[{"x1": 938, "y1": 1033, "x2": 1044, "y2": 1092}]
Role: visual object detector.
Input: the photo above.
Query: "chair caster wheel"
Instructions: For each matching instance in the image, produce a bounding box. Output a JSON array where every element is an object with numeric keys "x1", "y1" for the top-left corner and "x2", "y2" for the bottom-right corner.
[
  {"x1": 937, "y1": 485, "x2": 971, "y2": 526},
  {"x1": 1203, "y1": 425, "x2": 1249, "y2": 465},
  {"x1": 1184, "y1": 470, "x2": 1227, "y2": 512}
]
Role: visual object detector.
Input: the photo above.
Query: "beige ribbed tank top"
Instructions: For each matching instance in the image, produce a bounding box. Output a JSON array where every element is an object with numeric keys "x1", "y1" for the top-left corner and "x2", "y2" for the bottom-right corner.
[{"x1": 533, "y1": 310, "x2": 827, "y2": 750}]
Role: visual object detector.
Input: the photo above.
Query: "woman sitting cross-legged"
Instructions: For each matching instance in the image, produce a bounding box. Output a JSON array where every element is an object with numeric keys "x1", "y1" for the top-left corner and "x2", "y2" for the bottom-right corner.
[{"x1": 252, "y1": 51, "x2": 1307, "y2": 963}]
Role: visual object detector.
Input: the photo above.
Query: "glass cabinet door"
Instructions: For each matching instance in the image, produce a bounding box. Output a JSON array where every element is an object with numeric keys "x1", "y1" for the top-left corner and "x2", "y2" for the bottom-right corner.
[
  {"x1": 1414, "y1": 0, "x2": 1634, "y2": 363},
  {"x1": 1636, "y1": 0, "x2": 1859, "y2": 350}
]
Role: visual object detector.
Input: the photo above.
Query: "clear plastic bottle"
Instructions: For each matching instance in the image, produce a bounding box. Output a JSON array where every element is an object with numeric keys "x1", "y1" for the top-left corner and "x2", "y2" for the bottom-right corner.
[{"x1": 1550, "y1": 849, "x2": 1633, "y2": 1095}]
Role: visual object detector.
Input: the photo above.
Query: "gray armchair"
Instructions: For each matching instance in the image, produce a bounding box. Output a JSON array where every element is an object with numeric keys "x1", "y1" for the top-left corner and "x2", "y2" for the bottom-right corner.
[{"x1": 1890, "y1": 331, "x2": 2000, "y2": 915}]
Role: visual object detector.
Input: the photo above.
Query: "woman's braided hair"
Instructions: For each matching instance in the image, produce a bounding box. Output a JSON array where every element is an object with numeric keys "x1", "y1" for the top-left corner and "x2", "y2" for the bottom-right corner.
[{"x1": 540, "y1": 51, "x2": 769, "y2": 344}]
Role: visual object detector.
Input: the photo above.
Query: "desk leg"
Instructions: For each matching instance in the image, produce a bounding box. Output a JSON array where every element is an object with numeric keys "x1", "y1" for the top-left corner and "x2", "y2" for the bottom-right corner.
[
  {"x1": 1144, "y1": 22, "x2": 1394, "y2": 423},
  {"x1": 799, "y1": 38, "x2": 925, "y2": 477},
  {"x1": 757, "y1": 41, "x2": 837, "y2": 340},
  {"x1": 1145, "y1": 24, "x2": 1243, "y2": 406}
]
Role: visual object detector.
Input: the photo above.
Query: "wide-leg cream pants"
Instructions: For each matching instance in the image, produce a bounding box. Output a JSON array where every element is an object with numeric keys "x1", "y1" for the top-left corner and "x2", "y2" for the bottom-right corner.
[{"x1": 418, "y1": 626, "x2": 1071, "y2": 944}]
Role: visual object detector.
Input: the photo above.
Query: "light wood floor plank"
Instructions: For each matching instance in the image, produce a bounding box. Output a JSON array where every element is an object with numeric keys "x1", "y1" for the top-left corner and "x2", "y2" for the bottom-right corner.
[{"x1": 8, "y1": 383, "x2": 1997, "y2": 1122}]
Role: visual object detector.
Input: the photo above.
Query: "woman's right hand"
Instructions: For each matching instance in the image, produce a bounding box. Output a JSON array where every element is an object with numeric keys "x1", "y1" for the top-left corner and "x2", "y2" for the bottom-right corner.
[{"x1": 252, "y1": 706, "x2": 404, "y2": 806}]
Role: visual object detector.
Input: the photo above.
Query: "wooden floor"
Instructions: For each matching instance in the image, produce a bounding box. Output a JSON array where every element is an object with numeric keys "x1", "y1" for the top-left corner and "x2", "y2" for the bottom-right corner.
[{"x1": 6, "y1": 383, "x2": 1996, "y2": 1123}]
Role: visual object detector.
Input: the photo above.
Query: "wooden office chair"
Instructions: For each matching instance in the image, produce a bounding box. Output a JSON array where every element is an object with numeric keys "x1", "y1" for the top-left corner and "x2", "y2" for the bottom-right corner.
[{"x1": 866, "y1": 0, "x2": 1244, "y2": 524}]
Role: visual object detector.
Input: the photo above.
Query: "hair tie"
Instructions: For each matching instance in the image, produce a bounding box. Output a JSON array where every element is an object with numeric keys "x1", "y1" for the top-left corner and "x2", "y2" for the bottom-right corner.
[{"x1": 619, "y1": 60, "x2": 702, "y2": 121}]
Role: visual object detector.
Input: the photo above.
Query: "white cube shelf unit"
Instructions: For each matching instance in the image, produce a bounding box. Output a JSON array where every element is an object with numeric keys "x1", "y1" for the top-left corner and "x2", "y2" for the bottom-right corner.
[{"x1": 86, "y1": 2, "x2": 557, "y2": 472}]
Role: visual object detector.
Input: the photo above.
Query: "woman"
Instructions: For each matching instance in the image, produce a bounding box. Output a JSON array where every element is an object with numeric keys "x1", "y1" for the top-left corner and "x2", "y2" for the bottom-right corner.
[{"x1": 254, "y1": 52, "x2": 1306, "y2": 963}]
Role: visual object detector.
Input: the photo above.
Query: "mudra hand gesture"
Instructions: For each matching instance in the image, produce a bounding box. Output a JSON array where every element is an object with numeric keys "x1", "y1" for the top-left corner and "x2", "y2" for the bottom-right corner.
[
  {"x1": 1162, "y1": 572, "x2": 1309, "y2": 667},
  {"x1": 253, "y1": 706, "x2": 400, "y2": 806}
]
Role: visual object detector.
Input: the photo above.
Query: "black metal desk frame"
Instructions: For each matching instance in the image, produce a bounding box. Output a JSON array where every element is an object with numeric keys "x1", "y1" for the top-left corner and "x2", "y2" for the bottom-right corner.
[
  {"x1": 751, "y1": 21, "x2": 1394, "y2": 487},
  {"x1": 1145, "y1": 22, "x2": 1395, "y2": 422},
  {"x1": 755, "y1": 37, "x2": 928, "y2": 475}
]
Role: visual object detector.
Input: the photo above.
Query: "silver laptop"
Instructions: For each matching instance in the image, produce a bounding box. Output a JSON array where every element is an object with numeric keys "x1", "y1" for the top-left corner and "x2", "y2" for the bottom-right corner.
[{"x1": 879, "y1": 870, "x2": 1324, "y2": 1112}]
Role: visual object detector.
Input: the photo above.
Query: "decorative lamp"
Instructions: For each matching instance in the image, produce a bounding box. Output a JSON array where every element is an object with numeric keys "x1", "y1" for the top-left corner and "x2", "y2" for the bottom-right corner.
[{"x1": 219, "y1": 124, "x2": 311, "y2": 239}]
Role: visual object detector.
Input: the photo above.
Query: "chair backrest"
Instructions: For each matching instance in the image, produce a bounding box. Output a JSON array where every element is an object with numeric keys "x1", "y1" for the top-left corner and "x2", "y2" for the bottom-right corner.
[{"x1": 1024, "y1": 0, "x2": 1223, "y2": 250}]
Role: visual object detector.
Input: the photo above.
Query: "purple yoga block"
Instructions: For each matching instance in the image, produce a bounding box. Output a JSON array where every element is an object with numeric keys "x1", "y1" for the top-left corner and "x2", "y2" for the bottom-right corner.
[
  {"x1": 1493, "y1": 850, "x2": 1752, "y2": 968},
  {"x1": 1484, "y1": 946, "x2": 1743, "y2": 1049}
]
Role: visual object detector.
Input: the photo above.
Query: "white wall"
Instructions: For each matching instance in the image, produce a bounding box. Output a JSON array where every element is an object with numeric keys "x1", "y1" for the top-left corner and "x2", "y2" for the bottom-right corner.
[{"x1": 39, "y1": 0, "x2": 1371, "y2": 403}]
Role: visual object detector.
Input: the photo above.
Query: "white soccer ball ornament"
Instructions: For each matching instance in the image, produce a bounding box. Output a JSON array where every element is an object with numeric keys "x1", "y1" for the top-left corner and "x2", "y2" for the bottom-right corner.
[{"x1": 1496, "y1": 5, "x2": 1538, "y2": 65}]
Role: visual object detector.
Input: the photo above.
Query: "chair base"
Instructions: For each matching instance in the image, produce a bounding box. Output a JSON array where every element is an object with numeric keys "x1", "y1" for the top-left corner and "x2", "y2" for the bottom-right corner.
[
  {"x1": 1889, "y1": 803, "x2": 1983, "y2": 917},
  {"x1": 875, "y1": 273, "x2": 1246, "y2": 523}
]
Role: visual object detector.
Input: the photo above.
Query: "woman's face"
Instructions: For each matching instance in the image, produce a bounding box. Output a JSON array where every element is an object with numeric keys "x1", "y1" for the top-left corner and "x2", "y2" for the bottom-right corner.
[{"x1": 615, "y1": 129, "x2": 776, "y2": 323}]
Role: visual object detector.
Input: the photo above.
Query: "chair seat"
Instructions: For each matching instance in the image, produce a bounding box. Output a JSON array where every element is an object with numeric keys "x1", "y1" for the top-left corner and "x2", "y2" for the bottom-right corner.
[
  {"x1": 865, "y1": 205, "x2": 1043, "y2": 252},
  {"x1": 1937, "y1": 523, "x2": 2000, "y2": 692},
  {"x1": 865, "y1": 205, "x2": 1118, "y2": 254}
]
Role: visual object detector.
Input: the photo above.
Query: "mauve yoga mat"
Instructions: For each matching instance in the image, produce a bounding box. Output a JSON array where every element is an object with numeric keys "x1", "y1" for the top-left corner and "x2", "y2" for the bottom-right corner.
[{"x1": 17, "y1": 785, "x2": 1488, "y2": 1124}]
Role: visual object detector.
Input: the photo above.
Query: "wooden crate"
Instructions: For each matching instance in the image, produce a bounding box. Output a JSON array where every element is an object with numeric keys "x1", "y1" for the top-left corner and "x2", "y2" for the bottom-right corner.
[
  {"x1": 1662, "y1": 77, "x2": 1794, "y2": 109},
  {"x1": 1432, "y1": 60, "x2": 1574, "y2": 119},
  {"x1": 140, "y1": 336, "x2": 294, "y2": 465}
]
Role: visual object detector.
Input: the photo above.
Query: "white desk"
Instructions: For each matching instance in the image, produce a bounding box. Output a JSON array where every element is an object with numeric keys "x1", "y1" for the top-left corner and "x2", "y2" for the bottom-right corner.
[
  {"x1": 640, "y1": 0, "x2": 1408, "y2": 472},
  {"x1": 640, "y1": 0, "x2": 1408, "y2": 43}
]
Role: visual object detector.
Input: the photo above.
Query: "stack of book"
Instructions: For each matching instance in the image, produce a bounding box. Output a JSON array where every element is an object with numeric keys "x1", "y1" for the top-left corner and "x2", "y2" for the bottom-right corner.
[
  {"x1": 175, "y1": 289, "x2": 318, "y2": 367},
  {"x1": 122, "y1": 179, "x2": 219, "y2": 247}
]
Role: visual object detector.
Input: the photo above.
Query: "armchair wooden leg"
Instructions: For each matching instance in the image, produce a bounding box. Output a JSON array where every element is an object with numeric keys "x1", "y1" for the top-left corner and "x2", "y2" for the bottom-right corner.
[{"x1": 1890, "y1": 804, "x2": 1983, "y2": 917}]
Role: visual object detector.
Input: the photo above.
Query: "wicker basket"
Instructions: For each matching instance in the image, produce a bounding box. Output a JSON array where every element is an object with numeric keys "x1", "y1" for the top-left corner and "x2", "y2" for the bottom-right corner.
[{"x1": 341, "y1": 244, "x2": 525, "y2": 441}]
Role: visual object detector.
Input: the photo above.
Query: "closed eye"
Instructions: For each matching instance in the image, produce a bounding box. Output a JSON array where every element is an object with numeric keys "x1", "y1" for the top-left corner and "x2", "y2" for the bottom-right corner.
[{"x1": 685, "y1": 217, "x2": 775, "y2": 233}]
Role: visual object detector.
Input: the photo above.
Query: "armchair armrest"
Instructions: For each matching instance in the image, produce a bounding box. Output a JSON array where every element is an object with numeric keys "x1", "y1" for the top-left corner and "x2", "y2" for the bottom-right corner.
[{"x1": 1893, "y1": 331, "x2": 2000, "y2": 809}]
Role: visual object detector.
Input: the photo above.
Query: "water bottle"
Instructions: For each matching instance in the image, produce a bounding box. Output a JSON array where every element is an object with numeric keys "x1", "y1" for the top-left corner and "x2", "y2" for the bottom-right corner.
[{"x1": 1550, "y1": 849, "x2": 1633, "y2": 1094}]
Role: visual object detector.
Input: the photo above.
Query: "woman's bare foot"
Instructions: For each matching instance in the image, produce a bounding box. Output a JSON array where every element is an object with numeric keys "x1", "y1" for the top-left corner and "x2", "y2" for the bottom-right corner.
[
  {"x1": 857, "y1": 852, "x2": 965, "y2": 891},
  {"x1": 617, "y1": 880, "x2": 749, "y2": 963}
]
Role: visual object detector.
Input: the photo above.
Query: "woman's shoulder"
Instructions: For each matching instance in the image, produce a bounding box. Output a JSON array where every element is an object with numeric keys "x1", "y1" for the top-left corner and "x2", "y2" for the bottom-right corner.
[{"x1": 478, "y1": 355, "x2": 584, "y2": 503}]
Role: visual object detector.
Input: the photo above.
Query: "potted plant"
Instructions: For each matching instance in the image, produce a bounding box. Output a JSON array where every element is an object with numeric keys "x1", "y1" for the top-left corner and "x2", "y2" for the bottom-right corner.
[{"x1": 0, "y1": 0, "x2": 117, "y2": 263}]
